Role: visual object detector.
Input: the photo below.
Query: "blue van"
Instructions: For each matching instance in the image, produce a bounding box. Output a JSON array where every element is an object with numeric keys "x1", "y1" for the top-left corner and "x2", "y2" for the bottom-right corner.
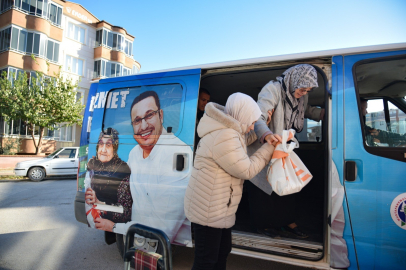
[{"x1": 74, "y1": 43, "x2": 406, "y2": 269}]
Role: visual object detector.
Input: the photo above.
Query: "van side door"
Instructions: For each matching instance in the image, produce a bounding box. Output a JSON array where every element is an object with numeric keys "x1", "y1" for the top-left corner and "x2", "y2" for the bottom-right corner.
[{"x1": 342, "y1": 50, "x2": 406, "y2": 270}]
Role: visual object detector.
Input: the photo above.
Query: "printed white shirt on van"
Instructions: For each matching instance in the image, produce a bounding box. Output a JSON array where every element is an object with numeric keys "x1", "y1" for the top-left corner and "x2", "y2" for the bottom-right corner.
[{"x1": 114, "y1": 134, "x2": 193, "y2": 244}]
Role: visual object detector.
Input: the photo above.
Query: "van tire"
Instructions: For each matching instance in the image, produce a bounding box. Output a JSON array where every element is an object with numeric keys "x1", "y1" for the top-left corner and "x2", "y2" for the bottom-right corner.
[{"x1": 28, "y1": 167, "x2": 45, "y2": 181}]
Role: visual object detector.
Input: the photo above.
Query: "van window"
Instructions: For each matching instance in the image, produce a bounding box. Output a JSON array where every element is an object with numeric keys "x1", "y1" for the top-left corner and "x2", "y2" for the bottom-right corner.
[
  {"x1": 296, "y1": 118, "x2": 323, "y2": 142},
  {"x1": 355, "y1": 56, "x2": 406, "y2": 161},
  {"x1": 103, "y1": 84, "x2": 183, "y2": 136},
  {"x1": 363, "y1": 99, "x2": 406, "y2": 147}
]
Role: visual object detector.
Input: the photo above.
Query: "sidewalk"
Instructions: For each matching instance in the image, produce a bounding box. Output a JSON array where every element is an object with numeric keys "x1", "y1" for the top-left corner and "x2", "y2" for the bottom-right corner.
[
  {"x1": 0, "y1": 169, "x2": 14, "y2": 175},
  {"x1": 0, "y1": 168, "x2": 28, "y2": 181}
]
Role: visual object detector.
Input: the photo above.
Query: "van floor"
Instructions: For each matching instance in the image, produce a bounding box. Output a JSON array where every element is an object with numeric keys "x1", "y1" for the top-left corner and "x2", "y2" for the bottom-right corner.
[
  {"x1": 233, "y1": 147, "x2": 326, "y2": 245},
  {"x1": 233, "y1": 188, "x2": 324, "y2": 244}
]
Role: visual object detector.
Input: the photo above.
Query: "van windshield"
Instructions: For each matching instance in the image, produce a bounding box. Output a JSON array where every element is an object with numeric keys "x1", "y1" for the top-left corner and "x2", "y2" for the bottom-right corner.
[{"x1": 46, "y1": 148, "x2": 63, "y2": 158}]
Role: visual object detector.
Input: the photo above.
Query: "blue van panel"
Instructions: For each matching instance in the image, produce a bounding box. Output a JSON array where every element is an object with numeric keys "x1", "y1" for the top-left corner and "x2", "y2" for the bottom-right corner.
[
  {"x1": 332, "y1": 55, "x2": 359, "y2": 270},
  {"x1": 343, "y1": 50, "x2": 406, "y2": 270},
  {"x1": 90, "y1": 71, "x2": 201, "y2": 148},
  {"x1": 77, "y1": 82, "x2": 99, "y2": 192}
]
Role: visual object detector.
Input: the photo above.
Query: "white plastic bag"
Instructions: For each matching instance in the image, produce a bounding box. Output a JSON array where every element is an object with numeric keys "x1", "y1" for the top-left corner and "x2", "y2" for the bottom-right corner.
[{"x1": 267, "y1": 129, "x2": 313, "y2": 196}]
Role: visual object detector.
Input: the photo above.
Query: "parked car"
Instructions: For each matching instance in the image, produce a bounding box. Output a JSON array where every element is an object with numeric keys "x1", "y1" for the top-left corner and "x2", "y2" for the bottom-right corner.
[{"x1": 14, "y1": 147, "x2": 79, "y2": 181}]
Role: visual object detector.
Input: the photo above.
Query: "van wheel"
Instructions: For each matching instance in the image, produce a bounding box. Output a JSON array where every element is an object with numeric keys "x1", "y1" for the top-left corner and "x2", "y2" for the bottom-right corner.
[{"x1": 28, "y1": 167, "x2": 45, "y2": 181}]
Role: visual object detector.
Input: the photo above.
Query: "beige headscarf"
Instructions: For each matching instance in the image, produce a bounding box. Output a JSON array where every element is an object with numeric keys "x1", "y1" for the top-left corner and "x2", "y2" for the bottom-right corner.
[{"x1": 225, "y1": 93, "x2": 261, "y2": 130}]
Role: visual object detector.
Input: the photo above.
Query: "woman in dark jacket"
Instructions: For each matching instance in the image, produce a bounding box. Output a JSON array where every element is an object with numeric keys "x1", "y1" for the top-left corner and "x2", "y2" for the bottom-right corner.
[{"x1": 85, "y1": 128, "x2": 132, "y2": 231}]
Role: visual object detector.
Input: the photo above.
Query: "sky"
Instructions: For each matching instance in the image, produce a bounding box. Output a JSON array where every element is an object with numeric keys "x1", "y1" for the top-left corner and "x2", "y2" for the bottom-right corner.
[{"x1": 78, "y1": 0, "x2": 406, "y2": 73}]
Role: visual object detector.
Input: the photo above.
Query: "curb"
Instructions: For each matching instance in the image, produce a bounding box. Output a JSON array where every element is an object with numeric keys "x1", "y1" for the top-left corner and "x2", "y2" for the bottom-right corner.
[{"x1": 0, "y1": 178, "x2": 29, "y2": 182}]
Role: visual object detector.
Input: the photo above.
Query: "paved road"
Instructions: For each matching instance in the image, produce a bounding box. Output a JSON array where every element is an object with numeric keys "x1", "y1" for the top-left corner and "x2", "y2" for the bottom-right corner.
[{"x1": 0, "y1": 179, "x2": 309, "y2": 270}]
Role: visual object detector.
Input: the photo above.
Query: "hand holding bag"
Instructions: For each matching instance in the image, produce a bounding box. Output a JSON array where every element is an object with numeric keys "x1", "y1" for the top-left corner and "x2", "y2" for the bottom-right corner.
[{"x1": 267, "y1": 129, "x2": 313, "y2": 196}]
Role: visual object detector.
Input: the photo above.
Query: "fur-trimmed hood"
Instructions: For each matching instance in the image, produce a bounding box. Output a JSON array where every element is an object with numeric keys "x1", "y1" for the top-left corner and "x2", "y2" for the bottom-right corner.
[{"x1": 197, "y1": 102, "x2": 246, "y2": 138}]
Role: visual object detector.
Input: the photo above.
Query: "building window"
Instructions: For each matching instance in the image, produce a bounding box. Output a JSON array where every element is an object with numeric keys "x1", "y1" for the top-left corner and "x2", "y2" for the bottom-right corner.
[
  {"x1": 95, "y1": 28, "x2": 133, "y2": 57},
  {"x1": 122, "y1": 67, "x2": 131, "y2": 76},
  {"x1": 95, "y1": 29, "x2": 101, "y2": 46},
  {"x1": 54, "y1": 124, "x2": 73, "y2": 141},
  {"x1": 48, "y1": 2, "x2": 62, "y2": 26},
  {"x1": 26, "y1": 0, "x2": 49, "y2": 17},
  {"x1": 67, "y1": 22, "x2": 85, "y2": 43},
  {"x1": 11, "y1": 1, "x2": 64, "y2": 28},
  {"x1": 45, "y1": 124, "x2": 73, "y2": 142},
  {"x1": 8, "y1": 25, "x2": 59, "y2": 61},
  {"x1": 94, "y1": 59, "x2": 130, "y2": 78},
  {"x1": 0, "y1": 117, "x2": 27, "y2": 136},
  {"x1": 46, "y1": 39, "x2": 59, "y2": 62},
  {"x1": 2, "y1": 66, "x2": 54, "y2": 87},
  {"x1": 11, "y1": 27, "x2": 27, "y2": 53},
  {"x1": 124, "y1": 39, "x2": 132, "y2": 56},
  {"x1": 132, "y1": 65, "x2": 139, "y2": 74},
  {"x1": 65, "y1": 55, "x2": 83, "y2": 76},
  {"x1": 0, "y1": 0, "x2": 13, "y2": 13},
  {"x1": 0, "y1": 27, "x2": 11, "y2": 52},
  {"x1": 76, "y1": 89, "x2": 85, "y2": 105}
]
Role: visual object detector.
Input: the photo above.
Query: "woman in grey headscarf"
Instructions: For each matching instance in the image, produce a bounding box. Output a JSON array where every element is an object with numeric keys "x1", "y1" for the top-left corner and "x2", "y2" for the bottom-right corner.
[{"x1": 247, "y1": 64, "x2": 324, "y2": 239}]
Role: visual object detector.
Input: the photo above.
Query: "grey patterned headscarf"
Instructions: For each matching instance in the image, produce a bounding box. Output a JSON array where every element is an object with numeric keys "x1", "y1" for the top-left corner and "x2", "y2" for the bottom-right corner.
[{"x1": 276, "y1": 64, "x2": 318, "y2": 132}]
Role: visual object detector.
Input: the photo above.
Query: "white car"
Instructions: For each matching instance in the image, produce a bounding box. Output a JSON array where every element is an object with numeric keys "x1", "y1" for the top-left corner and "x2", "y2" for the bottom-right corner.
[{"x1": 14, "y1": 147, "x2": 79, "y2": 181}]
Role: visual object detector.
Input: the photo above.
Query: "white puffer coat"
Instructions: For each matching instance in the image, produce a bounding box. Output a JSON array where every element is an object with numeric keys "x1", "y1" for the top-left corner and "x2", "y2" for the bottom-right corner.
[{"x1": 184, "y1": 103, "x2": 274, "y2": 229}]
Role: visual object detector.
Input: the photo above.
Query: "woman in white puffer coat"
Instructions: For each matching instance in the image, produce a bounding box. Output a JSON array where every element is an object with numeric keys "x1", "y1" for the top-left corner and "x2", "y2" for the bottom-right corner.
[{"x1": 184, "y1": 93, "x2": 275, "y2": 270}]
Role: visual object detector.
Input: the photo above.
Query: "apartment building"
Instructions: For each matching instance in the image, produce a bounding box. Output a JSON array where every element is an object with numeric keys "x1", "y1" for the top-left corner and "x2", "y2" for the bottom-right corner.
[{"x1": 0, "y1": 0, "x2": 141, "y2": 154}]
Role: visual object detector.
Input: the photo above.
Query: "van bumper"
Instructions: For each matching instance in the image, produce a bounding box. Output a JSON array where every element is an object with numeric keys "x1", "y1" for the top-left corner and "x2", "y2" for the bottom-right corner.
[{"x1": 74, "y1": 191, "x2": 87, "y2": 224}]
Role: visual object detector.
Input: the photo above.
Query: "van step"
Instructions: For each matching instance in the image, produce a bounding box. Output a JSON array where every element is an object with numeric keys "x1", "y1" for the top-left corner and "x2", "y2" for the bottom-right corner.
[{"x1": 232, "y1": 231, "x2": 323, "y2": 260}]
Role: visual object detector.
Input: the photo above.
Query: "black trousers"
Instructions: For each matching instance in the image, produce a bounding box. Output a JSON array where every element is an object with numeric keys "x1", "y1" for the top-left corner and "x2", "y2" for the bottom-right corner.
[
  {"x1": 247, "y1": 181, "x2": 296, "y2": 229},
  {"x1": 192, "y1": 223, "x2": 232, "y2": 270}
]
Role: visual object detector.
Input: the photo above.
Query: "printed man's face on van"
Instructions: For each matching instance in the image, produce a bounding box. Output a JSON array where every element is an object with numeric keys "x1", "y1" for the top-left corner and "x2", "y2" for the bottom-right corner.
[
  {"x1": 97, "y1": 137, "x2": 114, "y2": 163},
  {"x1": 131, "y1": 96, "x2": 164, "y2": 152}
]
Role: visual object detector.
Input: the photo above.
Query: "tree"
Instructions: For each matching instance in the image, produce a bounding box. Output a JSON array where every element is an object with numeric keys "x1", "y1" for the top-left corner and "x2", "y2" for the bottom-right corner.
[{"x1": 0, "y1": 58, "x2": 84, "y2": 155}]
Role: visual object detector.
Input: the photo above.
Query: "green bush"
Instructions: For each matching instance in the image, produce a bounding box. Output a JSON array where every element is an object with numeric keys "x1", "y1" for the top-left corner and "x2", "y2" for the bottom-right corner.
[{"x1": 0, "y1": 138, "x2": 22, "y2": 155}]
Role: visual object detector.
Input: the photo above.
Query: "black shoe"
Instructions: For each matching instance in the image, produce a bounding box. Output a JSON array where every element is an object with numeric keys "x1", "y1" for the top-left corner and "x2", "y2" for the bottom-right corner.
[
  {"x1": 281, "y1": 226, "x2": 309, "y2": 239},
  {"x1": 257, "y1": 228, "x2": 280, "y2": 238}
]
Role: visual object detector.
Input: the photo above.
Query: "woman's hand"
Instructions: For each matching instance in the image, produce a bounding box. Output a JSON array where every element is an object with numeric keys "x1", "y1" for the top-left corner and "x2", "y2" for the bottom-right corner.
[
  {"x1": 319, "y1": 109, "x2": 325, "y2": 121},
  {"x1": 94, "y1": 217, "x2": 115, "y2": 232},
  {"x1": 265, "y1": 134, "x2": 282, "y2": 146},
  {"x1": 85, "y1": 187, "x2": 99, "y2": 205},
  {"x1": 266, "y1": 109, "x2": 274, "y2": 125}
]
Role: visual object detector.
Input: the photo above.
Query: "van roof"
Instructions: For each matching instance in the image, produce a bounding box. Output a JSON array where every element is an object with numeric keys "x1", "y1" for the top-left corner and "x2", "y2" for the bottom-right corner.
[{"x1": 139, "y1": 42, "x2": 406, "y2": 75}]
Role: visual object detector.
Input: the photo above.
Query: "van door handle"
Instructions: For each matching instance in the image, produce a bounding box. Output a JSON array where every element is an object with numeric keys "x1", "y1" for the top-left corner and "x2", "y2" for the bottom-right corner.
[
  {"x1": 176, "y1": 154, "x2": 185, "y2": 171},
  {"x1": 345, "y1": 161, "x2": 357, "y2": 181}
]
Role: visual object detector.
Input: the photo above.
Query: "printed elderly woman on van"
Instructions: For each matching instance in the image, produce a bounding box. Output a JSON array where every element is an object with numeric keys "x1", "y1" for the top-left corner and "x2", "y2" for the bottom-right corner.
[
  {"x1": 184, "y1": 93, "x2": 275, "y2": 270},
  {"x1": 247, "y1": 64, "x2": 324, "y2": 238},
  {"x1": 85, "y1": 128, "x2": 132, "y2": 232}
]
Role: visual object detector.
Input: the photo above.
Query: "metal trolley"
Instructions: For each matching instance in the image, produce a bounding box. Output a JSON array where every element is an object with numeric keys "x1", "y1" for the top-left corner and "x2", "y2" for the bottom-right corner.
[{"x1": 123, "y1": 224, "x2": 172, "y2": 270}]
